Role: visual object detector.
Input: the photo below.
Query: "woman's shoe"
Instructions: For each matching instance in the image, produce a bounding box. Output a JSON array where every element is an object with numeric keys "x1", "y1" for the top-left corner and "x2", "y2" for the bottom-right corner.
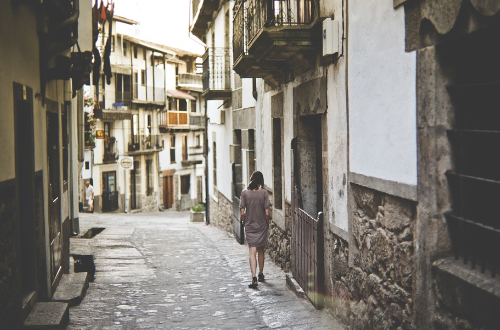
[
  {"x1": 248, "y1": 277, "x2": 258, "y2": 289},
  {"x1": 258, "y1": 273, "x2": 265, "y2": 282}
]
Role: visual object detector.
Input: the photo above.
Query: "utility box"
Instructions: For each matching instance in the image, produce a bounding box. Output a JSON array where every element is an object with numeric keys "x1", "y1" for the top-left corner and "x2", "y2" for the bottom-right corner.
[{"x1": 322, "y1": 18, "x2": 339, "y2": 56}]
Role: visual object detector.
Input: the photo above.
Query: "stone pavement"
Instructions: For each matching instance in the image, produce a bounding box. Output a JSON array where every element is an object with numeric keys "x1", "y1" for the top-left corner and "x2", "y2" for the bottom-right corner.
[{"x1": 68, "y1": 211, "x2": 346, "y2": 330}]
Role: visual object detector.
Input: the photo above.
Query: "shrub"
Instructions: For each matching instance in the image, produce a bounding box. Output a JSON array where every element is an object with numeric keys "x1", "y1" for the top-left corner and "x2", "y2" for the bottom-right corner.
[{"x1": 191, "y1": 203, "x2": 205, "y2": 212}]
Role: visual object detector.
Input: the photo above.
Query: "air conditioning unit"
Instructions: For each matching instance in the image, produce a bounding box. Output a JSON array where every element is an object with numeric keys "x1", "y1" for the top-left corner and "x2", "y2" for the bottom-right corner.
[{"x1": 322, "y1": 18, "x2": 339, "y2": 56}]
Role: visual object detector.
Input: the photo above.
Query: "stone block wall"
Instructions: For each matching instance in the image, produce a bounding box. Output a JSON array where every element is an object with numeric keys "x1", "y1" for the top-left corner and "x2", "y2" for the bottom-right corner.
[
  {"x1": 268, "y1": 221, "x2": 291, "y2": 272},
  {"x1": 337, "y1": 184, "x2": 416, "y2": 330},
  {"x1": 209, "y1": 190, "x2": 232, "y2": 233},
  {"x1": 268, "y1": 201, "x2": 291, "y2": 272}
]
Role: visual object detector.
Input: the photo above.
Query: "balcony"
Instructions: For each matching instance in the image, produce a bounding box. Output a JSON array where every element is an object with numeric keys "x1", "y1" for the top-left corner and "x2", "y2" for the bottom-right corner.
[
  {"x1": 127, "y1": 134, "x2": 162, "y2": 154},
  {"x1": 115, "y1": 91, "x2": 131, "y2": 107},
  {"x1": 158, "y1": 110, "x2": 189, "y2": 130},
  {"x1": 103, "y1": 137, "x2": 118, "y2": 163},
  {"x1": 178, "y1": 73, "x2": 203, "y2": 91},
  {"x1": 202, "y1": 47, "x2": 232, "y2": 100},
  {"x1": 233, "y1": 0, "x2": 321, "y2": 87},
  {"x1": 191, "y1": 0, "x2": 220, "y2": 41},
  {"x1": 133, "y1": 83, "x2": 166, "y2": 104}
]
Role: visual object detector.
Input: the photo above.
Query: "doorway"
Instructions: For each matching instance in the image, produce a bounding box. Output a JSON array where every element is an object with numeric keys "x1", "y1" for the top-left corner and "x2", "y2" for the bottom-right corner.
[
  {"x1": 163, "y1": 175, "x2": 174, "y2": 209},
  {"x1": 102, "y1": 171, "x2": 118, "y2": 212},
  {"x1": 14, "y1": 84, "x2": 37, "y2": 302}
]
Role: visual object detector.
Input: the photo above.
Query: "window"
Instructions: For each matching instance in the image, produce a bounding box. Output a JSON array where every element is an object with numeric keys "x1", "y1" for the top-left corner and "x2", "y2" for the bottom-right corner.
[
  {"x1": 181, "y1": 175, "x2": 190, "y2": 195},
  {"x1": 145, "y1": 114, "x2": 152, "y2": 135},
  {"x1": 191, "y1": 100, "x2": 197, "y2": 113},
  {"x1": 179, "y1": 99, "x2": 187, "y2": 111},
  {"x1": 134, "y1": 45, "x2": 138, "y2": 59},
  {"x1": 146, "y1": 159, "x2": 153, "y2": 196},
  {"x1": 170, "y1": 135, "x2": 176, "y2": 163},
  {"x1": 141, "y1": 70, "x2": 146, "y2": 85},
  {"x1": 195, "y1": 134, "x2": 201, "y2": 147},
  {"x1": 123, "y1": 41, "x2": 128, "y2": 56},
  {"x1": 182, "y1": 135, "x2": 188, "y2": 161}
]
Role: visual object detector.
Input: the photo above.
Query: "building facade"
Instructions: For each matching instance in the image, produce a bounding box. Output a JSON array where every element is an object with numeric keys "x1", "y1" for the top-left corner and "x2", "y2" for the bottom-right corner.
[
  {"x1": 84, "y1": 15, "x2": 205, "y2": 213},
  {"x1": 191, "y1": 0, "x2": 500, "y2": 329},
  {"x1": 0, "y1": 0, "x2": 93, "y2": 328}
]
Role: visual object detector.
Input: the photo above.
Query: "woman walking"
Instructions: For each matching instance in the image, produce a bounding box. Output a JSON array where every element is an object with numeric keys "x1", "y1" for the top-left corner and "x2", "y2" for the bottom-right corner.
[{"x1": 240, "y1": 171, "x2": 271, "y2": 288}]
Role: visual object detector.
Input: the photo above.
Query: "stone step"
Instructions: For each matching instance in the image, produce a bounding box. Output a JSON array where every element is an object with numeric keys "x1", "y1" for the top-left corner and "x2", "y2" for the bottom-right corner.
[
  {"x1": 52, "y1": 273, "x2": 89, "y2": 307},
  {"x1": 23, "y1": 302, "x2": 68, "y2": 330}
]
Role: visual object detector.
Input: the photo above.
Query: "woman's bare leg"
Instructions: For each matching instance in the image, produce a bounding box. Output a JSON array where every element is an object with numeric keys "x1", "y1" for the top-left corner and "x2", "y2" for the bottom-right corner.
[
  {"x1": 249, "y1": 247, "x2": 257, "y2": 278},
  {"x1": 257, "y1": 247, "x2": 265, "y2": 274}
]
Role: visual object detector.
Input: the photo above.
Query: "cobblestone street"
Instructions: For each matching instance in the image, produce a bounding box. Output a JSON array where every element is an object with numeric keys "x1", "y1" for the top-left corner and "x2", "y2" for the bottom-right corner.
[{"x1": 68, "y1": 211, "x2": 346, "y2": 330}]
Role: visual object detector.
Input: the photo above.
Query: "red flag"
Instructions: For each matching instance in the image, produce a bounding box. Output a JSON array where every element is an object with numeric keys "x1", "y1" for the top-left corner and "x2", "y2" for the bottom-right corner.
[{"x1": 100, "y1": 0, "x2": 107, "y2": 21}]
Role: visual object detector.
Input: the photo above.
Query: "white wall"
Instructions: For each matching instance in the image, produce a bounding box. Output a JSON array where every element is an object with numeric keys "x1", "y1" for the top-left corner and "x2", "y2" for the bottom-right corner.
[{"x1": 348, "y1": 0, "x2": 417, "y2": 186}]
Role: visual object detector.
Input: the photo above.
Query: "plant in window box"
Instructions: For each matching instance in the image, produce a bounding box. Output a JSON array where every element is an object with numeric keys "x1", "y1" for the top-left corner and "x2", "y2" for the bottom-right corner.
[
  {"x1": 190, "y1": 203, "x2": 205, "y2": 222},
  {"x1": 104, "y1": 151, "x2": 117, "y2": 162}
]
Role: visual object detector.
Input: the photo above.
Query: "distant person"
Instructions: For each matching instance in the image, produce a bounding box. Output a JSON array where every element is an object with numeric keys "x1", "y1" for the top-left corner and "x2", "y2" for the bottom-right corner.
[
  {"x1": 240, "y1": 171, "x2": 271, "y2": 289},
  {"x1": 85, "y1": 180, "x2": 94, "y2": 213}
]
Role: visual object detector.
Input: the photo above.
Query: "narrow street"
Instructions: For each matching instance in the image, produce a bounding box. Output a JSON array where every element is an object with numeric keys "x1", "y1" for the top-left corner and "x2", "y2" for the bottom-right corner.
[{"x1": 68, "y1": 211, "x2": 346, "y2": 330}]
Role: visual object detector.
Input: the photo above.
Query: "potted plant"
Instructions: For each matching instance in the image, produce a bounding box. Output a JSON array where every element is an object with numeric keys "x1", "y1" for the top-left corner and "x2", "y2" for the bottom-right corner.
[{"x1": 190, "y1": 203, "x2": 205, "y2": 222}]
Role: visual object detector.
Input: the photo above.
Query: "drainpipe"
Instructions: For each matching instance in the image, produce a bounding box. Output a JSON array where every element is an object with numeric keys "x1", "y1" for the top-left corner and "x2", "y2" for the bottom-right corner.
[{"x1": 204, "y1": 98, "x2": 210, "y2": 224}]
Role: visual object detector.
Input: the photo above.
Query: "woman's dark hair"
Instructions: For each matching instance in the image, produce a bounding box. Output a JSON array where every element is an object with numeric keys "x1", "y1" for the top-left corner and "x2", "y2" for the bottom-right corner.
[{"x1": 248, "y1": 171, "x2": 264, "y2": 190}]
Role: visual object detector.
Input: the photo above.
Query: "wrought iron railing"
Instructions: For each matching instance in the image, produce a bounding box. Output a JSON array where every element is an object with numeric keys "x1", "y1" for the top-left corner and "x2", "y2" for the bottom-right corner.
[
  {"x1": 291, "y1": 141, "x2": 324, "y2": 309},
  {"x1": 189, "y1": 114, "x2": 204, "y2": 127},
  {"x1": 178, "y1": 73, "x2": 202, "y2": 88},
  {"x1": 234, "y1": 0, "x2": 317, "y2": 61},
  {"x1": 202, "y1": 47, "x2": 231, "y2": 92},
  {"x1": 115, "y1": 91, "x2": 131, "y2": 106},
  {"x1": 128, "y1": 134, "x2": 162, "y2": 152},
  {"x1": 233, "y1": 0, "x2": 247, "y2": 61}
]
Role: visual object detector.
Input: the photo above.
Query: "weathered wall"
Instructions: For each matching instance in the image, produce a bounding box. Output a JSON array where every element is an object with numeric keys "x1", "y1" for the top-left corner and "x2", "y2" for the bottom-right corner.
[
  {"x1": 0, "y1": 182, "x2": 21, "y2": 329},
  {"x1": 335, "y1": 184, "x2": 415, "y2": 330},
  {"x1": 209, "y1": 189, "x2": 232, "y2": 233},
  {"x1": 348, "y1": 0, "x2": 417, "y2": 186},
  {"x1": 268, "y1": 202, "x2": 291, "y2": 271}
]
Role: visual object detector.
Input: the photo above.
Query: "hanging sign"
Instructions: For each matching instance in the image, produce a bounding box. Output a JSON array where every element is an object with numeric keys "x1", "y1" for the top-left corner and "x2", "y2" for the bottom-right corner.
[{"x1": 119, "y1": 156, "x2": 134, "y2": 170}]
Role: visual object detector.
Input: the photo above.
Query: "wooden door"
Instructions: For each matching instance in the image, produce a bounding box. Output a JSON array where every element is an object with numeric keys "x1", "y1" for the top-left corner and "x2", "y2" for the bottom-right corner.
[{"x1": 163, "y1": 175, "x2": 174, "y2": 209}]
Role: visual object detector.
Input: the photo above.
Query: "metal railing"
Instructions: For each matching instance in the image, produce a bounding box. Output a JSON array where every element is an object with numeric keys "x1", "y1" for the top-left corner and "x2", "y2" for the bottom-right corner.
[
  {"x1": 234, "y1": 0, "x2": 317, "y2": 60},
  {"x1": 189, "y1": 114, "x2": 204, "y2": 127},
  {"x1": 202, "y1": 47, "x2": 231, "y2": 92},
  {"x1": 233, "y1": 0, "x2": 248, "y2": 61},
  {"x1": 115, "y1": 91, "x2": 131, "y2": 106},
  {"x1": 291, "y1": 144, "x2": 324, "y2": 309},
  {"x1": 128, "y1": 134, "x2": 162, "y2": 152},
  {"x1": 178, "y1": 73, "x2": 202, "y2": 88}
]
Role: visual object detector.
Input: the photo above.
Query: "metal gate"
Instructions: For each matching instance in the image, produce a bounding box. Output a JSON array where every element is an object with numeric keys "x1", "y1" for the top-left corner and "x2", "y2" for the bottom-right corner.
[{"x1": 291, "y1": 144, "x2": 324, "y2": 309}]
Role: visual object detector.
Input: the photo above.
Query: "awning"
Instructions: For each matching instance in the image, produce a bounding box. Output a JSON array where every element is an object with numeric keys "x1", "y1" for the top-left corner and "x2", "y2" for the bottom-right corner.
[{"x1": 167, "y1": 89, "x2": 196, "y2": 100}]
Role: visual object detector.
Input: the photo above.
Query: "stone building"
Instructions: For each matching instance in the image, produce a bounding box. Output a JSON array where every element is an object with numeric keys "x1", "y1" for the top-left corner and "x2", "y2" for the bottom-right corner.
[
  {"x1": 83, "y1": 14, "x2": 205, "y2": 213},
  {"x1": 191, "y1": 0, "x2": 500, "y2": 329},
  {"x1": 0, "y1": 0, "x2": 93, "y2": 328}
]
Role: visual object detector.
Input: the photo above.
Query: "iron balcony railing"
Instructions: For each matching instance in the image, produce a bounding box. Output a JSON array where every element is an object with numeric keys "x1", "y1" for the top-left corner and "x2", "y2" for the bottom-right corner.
[
  {"x1": 202, "y1": 47, "x2": 231, "y2": 92},
  {"x1": 132, "y1": 83, "x2": 165, "y2": 103},
  {"x1": 178, "y1": 73, "x2": 202, "y2": 88},
  {"x1": 128, "y1": 134, "x2": 162, "y2": 152},
  {"x1": 189, "y1": 114, "x2": 204, "y2": 127},
  {"x1": 115, "y1": 91, "x2": 131, "y2": 106},
  {"x1": 234, "y1": 0, "x2": 317, "y2": 60},
  {"x1": 233, "y1": 0, "x2": 247, "y2": 62}
]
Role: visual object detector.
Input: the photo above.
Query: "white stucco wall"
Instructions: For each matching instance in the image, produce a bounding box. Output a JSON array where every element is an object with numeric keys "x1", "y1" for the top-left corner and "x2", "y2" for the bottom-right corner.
[{"x1": 348, "y1": 0, "x2": 417, "y2": 186}]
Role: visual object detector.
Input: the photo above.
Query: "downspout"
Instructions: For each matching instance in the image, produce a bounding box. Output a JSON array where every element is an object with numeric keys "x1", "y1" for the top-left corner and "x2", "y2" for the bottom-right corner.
[{"x1": 204, "y1": 98, "x2": 210, "y2": 224}]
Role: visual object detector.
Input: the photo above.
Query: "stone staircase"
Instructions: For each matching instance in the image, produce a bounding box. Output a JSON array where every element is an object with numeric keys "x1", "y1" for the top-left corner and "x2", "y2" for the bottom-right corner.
[{"x1": 23, "y1": 272, "x2": 90, "y2": 330}]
